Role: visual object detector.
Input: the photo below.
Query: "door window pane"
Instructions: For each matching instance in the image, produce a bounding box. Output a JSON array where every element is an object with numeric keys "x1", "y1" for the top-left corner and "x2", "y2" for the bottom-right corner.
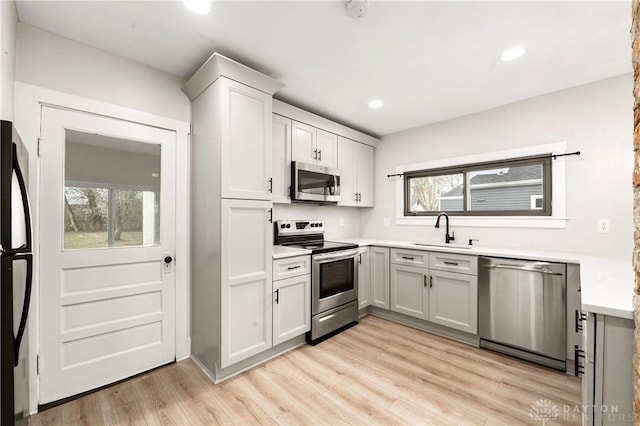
[
  {"x1": 63, "y1": 130, "x2": 161, "y2": 250},
  {"x1": 407, "y1": 173, "x2": 464, "y2": 214}
]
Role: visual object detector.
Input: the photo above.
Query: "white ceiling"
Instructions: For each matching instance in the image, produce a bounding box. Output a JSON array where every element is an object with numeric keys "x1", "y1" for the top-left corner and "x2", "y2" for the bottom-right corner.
[{"x1": 16, "y1": 1, "x2": 632, "y2": 137}]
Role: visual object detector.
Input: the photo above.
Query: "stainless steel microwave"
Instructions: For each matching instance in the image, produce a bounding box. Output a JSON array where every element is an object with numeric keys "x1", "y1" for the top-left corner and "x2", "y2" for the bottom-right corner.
[{"x1": 290, "y1": 161, "x2": 341, "y2": 203}]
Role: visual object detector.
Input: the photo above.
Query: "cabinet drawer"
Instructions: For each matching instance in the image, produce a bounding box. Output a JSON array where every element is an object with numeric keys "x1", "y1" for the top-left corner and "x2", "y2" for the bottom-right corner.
[
  {"x1": 273, "y1": 255, "x2": 311, "y2": 281},
  {"x1": 429, "y1": 252, "x2": 477, "y2": 275},
  {"x1": 390, "y1": 248, "x2": 429, "y2": 267}
]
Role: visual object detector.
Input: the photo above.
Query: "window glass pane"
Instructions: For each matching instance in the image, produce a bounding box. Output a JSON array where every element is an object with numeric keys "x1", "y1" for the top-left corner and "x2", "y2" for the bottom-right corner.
[
  {"x1": 467, "y1": 163, "x2": 543, "y2": 212},
  {"x1": 408, "y1": 173, "x2": 464, "y2": 213},
  {"x1": 64, "y1": 130, "x2": 161, "y2": 250}
]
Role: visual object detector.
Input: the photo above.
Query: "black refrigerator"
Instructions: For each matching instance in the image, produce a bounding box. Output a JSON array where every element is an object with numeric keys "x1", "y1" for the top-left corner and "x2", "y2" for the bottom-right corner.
[{"x1": 1, "y1": 120, "x2": 33, "y2": 426}]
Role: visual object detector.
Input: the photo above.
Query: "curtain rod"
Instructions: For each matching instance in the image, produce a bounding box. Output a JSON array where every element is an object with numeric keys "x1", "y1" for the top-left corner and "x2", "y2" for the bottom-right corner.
[{"x1": 386, "y1": 150, "x2": 581, "y2": 178}]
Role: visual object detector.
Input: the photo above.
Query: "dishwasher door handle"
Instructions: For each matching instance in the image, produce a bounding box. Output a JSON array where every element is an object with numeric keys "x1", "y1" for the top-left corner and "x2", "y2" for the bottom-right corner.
[{"x1": 482, "y1": 263, "x2": 564, "y2": 276}]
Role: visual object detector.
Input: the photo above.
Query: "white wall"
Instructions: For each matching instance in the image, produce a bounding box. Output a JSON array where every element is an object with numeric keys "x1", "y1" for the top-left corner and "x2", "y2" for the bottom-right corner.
[
  {"x1": 361, "y1": 74, "x2": 634, "y2": 258},
  {"x1": 1, "y1": 0, "x2": 17, "y2": 121},
  {"x1": 274, "y1": 204, "x2": 361, "y2": 240},
  {"x1": 15, "y1": 23, "x2": 189, "y2": 122}
]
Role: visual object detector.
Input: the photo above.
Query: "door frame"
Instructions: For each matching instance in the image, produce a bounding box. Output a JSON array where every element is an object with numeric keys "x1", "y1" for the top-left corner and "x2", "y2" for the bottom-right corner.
[{"x1": 14, "y1": 82, "x2": 191, "y2": 415}]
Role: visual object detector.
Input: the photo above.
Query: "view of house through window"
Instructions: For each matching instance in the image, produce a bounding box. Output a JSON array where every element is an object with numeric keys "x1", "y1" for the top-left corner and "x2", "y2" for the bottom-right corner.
[
  {"x1": 63, "y1": 130, "x2": 161, "y2": 250},
  {"x1": 405, "y1": 156, "x2": 551, "y2": 216}
]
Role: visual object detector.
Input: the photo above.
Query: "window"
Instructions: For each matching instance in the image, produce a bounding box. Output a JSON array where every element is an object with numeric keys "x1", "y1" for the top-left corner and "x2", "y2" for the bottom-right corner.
[{"x1": 404, "y1": 155, "x2": 551, "y2": 216}]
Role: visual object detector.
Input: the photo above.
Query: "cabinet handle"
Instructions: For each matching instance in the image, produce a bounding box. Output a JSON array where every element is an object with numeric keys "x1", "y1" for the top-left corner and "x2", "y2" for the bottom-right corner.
[
  {"x1": 268, "y1": 177, "x2": 273, "y2": 193},
  {"x1": 358, "y1": 254, "x2": 362, "y2": 264},
  {"x1": 443, "y1": 261, "x2": 459, "y2": 266},
  {"x1": 430, "y1": 275, "x2": 433, "y2": 288},
  {"x1": 287, "y1": 265, "x2": 301, "y2": 270},
  {"x1": 268, "y1": 208, "x2": 273, "y2": 223},
  {"x1": 575, "y1": 309, "x2": 586, "y2": 332},
  {"x1": 318, "y1": 149, "x2": 322, "y2": 161},
  {"x1": 313, "y1": 149, "x2": 318, "y2": 160},
  {"x1": 423, "y1": 274, "x2": 427, "y2": 287},
  {"x1": 354, "y1": 193, "x2": 358, "y2": 201},
  {"x1": 275, "y1": 289, "x2": 280, "y2": 304},
  {"x1": 357, "y1": 192, "x2": 361, "y2": 202},
  {"x1": 574, "y1": 345, "x2": 585, "y2": 377},
  {"x1": 402, "y1": 256, "x2": 414, "y2": 260}
]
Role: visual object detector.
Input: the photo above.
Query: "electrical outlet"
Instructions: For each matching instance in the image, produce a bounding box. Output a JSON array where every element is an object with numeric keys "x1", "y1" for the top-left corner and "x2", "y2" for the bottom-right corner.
[
  {"x1": 597, "y1": 219, "x2": 610, "y2": 233},
  {"x1": 339, "y1": 218, "x2": 344, "y2": 227},
  {"x1": 384, "y1": 218, "x2": 390, "y2": 227}
]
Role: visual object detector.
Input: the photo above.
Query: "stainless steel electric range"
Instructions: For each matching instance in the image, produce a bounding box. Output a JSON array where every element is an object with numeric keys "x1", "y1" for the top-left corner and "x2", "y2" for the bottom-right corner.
[{"x1": 274, "y1": 220, "x2": 359, "y2": 343}]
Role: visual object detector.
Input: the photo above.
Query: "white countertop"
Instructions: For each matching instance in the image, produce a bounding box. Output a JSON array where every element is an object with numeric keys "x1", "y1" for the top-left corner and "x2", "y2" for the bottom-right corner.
[
  {"x1": 273, "y1": 245, "x2": 311, "y2": 260},
  {"x1": 332, "y1": 237, "x2": 635, "y2": 320}
]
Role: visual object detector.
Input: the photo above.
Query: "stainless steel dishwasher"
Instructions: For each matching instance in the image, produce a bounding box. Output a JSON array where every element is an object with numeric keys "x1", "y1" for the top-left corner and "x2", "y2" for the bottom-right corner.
[{"x1": 478, "y1": 257, "x2": 566, "y2": 370}]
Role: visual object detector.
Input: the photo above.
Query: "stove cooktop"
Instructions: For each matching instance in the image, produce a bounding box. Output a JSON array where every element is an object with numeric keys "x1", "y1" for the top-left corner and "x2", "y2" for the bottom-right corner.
[{"x1": 287, "y1": 240, "x2": 358, "y2": 255}]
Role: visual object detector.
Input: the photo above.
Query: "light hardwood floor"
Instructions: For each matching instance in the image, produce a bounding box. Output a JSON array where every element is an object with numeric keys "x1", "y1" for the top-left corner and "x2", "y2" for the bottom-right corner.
[{"x1": 30, "y1": 315, "x2": 581, "y2": 425}]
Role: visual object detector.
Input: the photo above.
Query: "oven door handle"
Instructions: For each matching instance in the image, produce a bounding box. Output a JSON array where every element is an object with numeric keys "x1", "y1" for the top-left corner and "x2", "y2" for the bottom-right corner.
[{"x1": 312, "y1": 249, "x2": 359, "y2": 262}]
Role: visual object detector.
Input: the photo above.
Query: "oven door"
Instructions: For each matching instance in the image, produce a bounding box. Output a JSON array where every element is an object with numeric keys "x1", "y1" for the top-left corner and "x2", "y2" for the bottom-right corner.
[
  {"x1": 291, "y1": 161, "x2": 341, "y2": 203},
  {"x1": 312, "y1": 249, "x2": 358, "y2": 315}
]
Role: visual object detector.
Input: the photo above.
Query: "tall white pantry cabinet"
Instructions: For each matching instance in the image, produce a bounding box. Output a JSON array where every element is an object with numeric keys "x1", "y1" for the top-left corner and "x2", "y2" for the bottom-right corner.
[{"x1": 184, "y1": 53, "x2": 285, "y2": 378}]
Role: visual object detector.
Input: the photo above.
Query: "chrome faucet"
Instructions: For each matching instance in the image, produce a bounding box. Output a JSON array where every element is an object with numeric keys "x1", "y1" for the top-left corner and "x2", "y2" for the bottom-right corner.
[{"x1": 434, "y1": 212, "x2": 455, "y2": 244}]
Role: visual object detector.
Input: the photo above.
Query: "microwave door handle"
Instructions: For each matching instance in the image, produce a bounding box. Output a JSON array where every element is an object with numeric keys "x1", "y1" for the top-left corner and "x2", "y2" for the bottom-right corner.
[
  {"x1": 12, "y1": 253, "x2": 33, "y2": 366},
  {"x1": 12, "y1": 144, "x2": 32, "y2": 253}
]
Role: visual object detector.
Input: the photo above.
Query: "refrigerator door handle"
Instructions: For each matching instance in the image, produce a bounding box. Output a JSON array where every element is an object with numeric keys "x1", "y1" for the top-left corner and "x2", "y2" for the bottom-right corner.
[
  {"x1": 12, "y1": 253, "x2": 32, "y2": 367},
  {"x1": 11, "y1": 143, "x2": 32, "y2": 254}
]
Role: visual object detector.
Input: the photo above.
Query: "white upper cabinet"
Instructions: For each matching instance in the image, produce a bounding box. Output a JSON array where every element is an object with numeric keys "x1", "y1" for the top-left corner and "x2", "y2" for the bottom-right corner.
[
  {"x1": 220, "y1": 78, "x2": 273, "y2": 200},
  {"x1": 291, "y1": 120, "x2": 338, "y2": 169},
  {"x1": 315, "y1": 129, "x2": 338, "y2": 168},
  {"x1": 272, "y1": 114, "x2": 292, "y2": 203},
  {"x1": 338, "y1": 136, "x2": 375, "y2": 207}
]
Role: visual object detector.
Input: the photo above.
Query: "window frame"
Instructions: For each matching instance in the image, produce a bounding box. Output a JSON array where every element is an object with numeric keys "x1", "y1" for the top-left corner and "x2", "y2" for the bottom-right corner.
[{"x1": 403, "y1": 155, "x2": 552, "y2": 217}]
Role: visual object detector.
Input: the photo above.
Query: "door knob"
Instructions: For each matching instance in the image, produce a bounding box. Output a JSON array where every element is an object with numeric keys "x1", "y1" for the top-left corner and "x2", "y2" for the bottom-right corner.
[{"x1": 164, "y1": 256, "x2": 173, "y2": 264}]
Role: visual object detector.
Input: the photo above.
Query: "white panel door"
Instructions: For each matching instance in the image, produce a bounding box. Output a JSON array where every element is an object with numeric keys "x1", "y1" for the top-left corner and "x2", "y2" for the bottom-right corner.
[
  {"x1": 356, "y1": 143, "x2": 375, "y2": 207},
  {"x1": 291, "y1": 121, "x2": 316, "y2": 164},
  {"x1": 390, "y1": 264, "x2": 429, "y2": 320},
  {"x1": 220, "y1": 77, "x2": 272, "y2": 200},
  {"x1": 221, "y1": 199, "x2": 273, "y2": 368},
  {"x1": 337, "y1": 137, "x2": 357, "y2": 207},
  {"x1": 39, "y1": 107, "x2": 176, "y2": 404},
  {"x1": 315, "y1": 129, "x2": 338, "y2": 169},
  {"x1": 271, "y1": 114, "x2": 292, "y2": 203},
  {"x1": 273, "y1": 274, "x2": 310, "y2": 346}
]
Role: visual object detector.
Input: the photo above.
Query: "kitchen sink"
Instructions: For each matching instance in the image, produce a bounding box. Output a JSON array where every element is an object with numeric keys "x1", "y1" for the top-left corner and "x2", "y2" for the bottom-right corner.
[{"x1": 412, "y1": 242, "x2": 473, "y2": 250}]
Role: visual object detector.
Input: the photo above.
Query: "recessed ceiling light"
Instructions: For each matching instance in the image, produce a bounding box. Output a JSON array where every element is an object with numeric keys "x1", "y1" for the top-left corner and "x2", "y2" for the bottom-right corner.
[
  {"x1": 182, "y1": 0, "x2": 211, "y2": 14},
  {"x1": 368, "y1": 99, "x2": 383, "y2": 109},
  {"x1": 500, "y1": 46, "x2": 526, "y2": 62}
]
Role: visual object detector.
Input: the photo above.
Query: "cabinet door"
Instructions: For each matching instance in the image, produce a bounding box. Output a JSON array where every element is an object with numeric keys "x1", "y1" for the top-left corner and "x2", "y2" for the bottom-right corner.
[
  {"x1": 273, "y1": 274, "x2": 311, "y2": 346},
  {"x1": 337, "y1": 136, "x2": 358, "y2": 206},
  {"x1": 371, "y1": 247, "x2": 390, "y2": 309},
  {"x1": 272, "y1": 114, "x2": 292, "y2": 203},
  {"x1": 357, "y1": 247, "x2": 371, "y2": 309},
  {"x1": 221, "y1": 199, "x2": 273, "y2": 368},
  {"x1": 316, "y1": 129, "x2": 338, "y2": 168},
  {"x1": 220, "y1": 78, "x2": 273, "y2": 200},
  {"x1": 356, "y1": 142, "x2": 375, "y2": 207},
  {"x1": 291, "y1": 121, "x2": 316, "y2": 164},
  {"x1": 390, "y1": 264, "x2": 429, "y2": 320},
  {"x1": 429, "y1": 270, "x2": 477, "y2": 334}
]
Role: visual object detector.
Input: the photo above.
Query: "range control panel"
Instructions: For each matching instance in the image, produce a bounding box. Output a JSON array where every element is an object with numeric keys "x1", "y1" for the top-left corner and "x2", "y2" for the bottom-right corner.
[{"x1": 275, "y1": 220, "x2": 324, "y2": 235}]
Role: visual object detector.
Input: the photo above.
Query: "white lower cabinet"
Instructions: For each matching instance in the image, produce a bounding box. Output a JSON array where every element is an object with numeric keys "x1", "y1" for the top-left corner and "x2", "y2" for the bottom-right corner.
[
  {"x1": 371, "y1": 247, "x2": 390, "y2": 309},
  {"x1": 220, "y1": 199, "x2": 273, "y2": 369},
  {"x1": 273, "y1": 274, "x2": 311, "y2": 345},
  {"x1": 429, "y1": 270, "x2": 477, "y2": 334},
  {"x1": 390, "y1": 264, "x2": 429, "y2": 320},
  {"x1": 358, "y1": 247, "x2": 371, "y2": 309}
]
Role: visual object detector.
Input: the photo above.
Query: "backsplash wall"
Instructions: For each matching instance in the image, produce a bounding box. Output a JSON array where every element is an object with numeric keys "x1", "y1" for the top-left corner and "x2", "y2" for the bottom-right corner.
[
  {"x1": 273, "y1": 204, "x2": 361, "y2": 240},
  {"x1": 361, "y1": 74, "x2": 633, "y2": 258}
]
